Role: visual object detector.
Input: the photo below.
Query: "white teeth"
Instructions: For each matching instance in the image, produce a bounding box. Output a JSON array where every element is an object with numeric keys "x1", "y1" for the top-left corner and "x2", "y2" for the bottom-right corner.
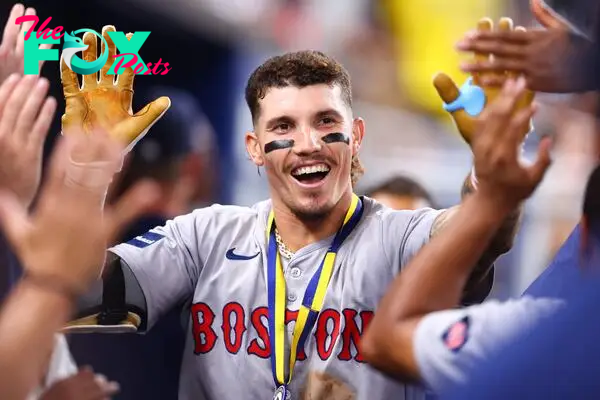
[{"x1": 292, "y1": 164, "x2": 330, "y2": 176}]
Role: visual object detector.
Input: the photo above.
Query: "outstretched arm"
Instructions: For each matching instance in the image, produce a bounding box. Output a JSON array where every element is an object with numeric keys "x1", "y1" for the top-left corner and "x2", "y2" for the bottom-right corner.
[
  {"x1": 425, "y1": 17, "x2": 535, "y2": 304},
  {"x1": 0, "y1": 279, "x2": 75, "y2": 400},
  {"x1": 362, "y1": 77, "x2": 552, "y2": 382},
  {"x1": 432, "y1": 173, "x2": 521, "y2": 305},
  {"x1": 0, "y1": 130, "x2": 154, "y2": 399}
]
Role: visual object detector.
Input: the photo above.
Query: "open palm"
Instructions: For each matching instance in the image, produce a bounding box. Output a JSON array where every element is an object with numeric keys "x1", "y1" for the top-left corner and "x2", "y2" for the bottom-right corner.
[
  {"x1": 0, "y1": 5, "x2": 53, "y2": 81},
  {"x1": 60, "y1": 25, "x2": 170, "y2": 152}
]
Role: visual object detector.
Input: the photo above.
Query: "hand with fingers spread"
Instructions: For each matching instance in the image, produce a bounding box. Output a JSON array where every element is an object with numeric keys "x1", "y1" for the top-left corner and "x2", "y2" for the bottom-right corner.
[
  {"x1": 0, "y1": 4, "x2": 52, "y2": 80},
  {"x1": 0, "y1": 129, "x2": 160, "y2": 298},
  {"x1": 434, "y1": 17, "x2": 535, "y2": 145},
  {"x1": 40, "y1": 367, "x2": 120, "y2": 400},
  {"x1": 0, "y1": 73, "x2": 56, "y2": 208},
  {"x1": 61, "y1": 25, "x2": 170, "y2": 152},
  {"x1": 471, "y1": 77, "x2": 552, "y2": 211},
  {"x1": 455, "y1": 0, "x2": 595, "y2": 93}
]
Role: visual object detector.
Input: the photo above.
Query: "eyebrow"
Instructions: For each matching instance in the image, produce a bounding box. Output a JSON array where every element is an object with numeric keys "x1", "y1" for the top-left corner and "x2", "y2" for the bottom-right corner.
[
  {"x1": 314, "y1": 109, "x2": 344, "y2": 120},
  {"x1": 265, "y1": 115, "x2": 295, "y2": 130},
  {"x1": 264, "y1": 109, "x2": 345, "y2": 130}
]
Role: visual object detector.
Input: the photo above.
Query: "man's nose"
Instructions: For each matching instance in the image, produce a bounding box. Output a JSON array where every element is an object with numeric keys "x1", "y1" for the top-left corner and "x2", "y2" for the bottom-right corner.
[{"x1": 293, "y1": 129, "x2": 322, "y2": 155}]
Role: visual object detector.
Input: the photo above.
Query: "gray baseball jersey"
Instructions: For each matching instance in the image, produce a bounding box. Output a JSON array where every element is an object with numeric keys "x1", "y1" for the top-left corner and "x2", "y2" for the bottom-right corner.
[
  {"x1": 414, "y1": 296, "x2": 564, "y2": 393},
  {"x1": 110, "y1": 197, "x2": 442, "y2": 400}
]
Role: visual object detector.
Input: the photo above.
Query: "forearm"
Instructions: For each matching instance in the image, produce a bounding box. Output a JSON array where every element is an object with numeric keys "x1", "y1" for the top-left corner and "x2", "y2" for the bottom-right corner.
[
  {"x1": 381, "y1": 194, "x2": 507, "y2": 322},
  {"x1": 461, "y1": 171, "x2": 521, "y2": 256},
  {"x1": 363, "y1": 194, "x2": 509, "y2": 379},
  {"x1": 456, "y1": 172, "x2": 522, "y2": 299},
  {"x1": 0, "y1": 279, "x2": 73, "y2": 399}
]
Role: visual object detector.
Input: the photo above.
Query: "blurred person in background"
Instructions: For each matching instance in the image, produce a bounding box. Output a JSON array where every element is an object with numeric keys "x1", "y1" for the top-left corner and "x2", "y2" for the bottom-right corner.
[
  {"x1": 365, "y1": 176, "x2": 437, "y2": 211},
  {"x1": 108, "y1": 85, "x2": 218, "y2": 240},
  {"x1": 69, "y1": 85, "x2": 216, "y2": 400}
]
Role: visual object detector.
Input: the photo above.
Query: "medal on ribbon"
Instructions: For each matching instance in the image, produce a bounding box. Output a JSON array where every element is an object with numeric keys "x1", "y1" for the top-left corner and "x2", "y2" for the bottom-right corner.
[{"x1": 266, "y1": 194, "x2": 364, "y2": 398}]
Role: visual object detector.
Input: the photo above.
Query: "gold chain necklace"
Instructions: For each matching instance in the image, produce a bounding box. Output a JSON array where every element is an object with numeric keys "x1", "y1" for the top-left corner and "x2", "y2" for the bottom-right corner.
[{"x1": 274, "y1": 229, "x2": 295, "y2": 260}]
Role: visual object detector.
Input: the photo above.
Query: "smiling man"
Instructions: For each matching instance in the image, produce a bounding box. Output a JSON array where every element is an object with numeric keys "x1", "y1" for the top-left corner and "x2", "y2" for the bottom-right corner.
[{"x1": 69, "y1": 49, "x2": 521, "y2": 400}]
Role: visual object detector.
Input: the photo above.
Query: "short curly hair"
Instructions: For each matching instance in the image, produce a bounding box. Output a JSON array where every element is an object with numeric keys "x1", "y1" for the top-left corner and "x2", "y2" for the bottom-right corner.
[{"x1": 245, "y1": 50, "x2": 363, "y2": 186}]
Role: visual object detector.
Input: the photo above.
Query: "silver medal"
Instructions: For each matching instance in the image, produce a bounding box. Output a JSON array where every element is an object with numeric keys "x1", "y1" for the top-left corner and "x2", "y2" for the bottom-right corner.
[{"x1": 273, "y1": 385, "x2": 290, "y2": 400}]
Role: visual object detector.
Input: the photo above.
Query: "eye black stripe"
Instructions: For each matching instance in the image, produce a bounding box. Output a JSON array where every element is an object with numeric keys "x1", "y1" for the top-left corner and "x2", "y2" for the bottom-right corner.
[
  {"x1": 264, "y1": 140, "x2": 295, "y2": 153},
  {"x1": 322, "y1": 132, "x2": 350, "y2": 145}
]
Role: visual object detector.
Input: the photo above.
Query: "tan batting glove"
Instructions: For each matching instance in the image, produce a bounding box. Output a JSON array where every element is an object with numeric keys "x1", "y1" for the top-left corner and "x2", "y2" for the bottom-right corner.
[
  {"x1": 60, "y1": 25, "x2": 171, "y2": 156},
  {"x1": 433, "y1": 17, "x2": 535, "y2": 146}
]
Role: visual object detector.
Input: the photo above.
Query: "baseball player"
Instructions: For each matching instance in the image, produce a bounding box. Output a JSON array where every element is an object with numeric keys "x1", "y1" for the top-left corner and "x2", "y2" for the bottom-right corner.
[
  {"x1": 362, "y1": 76, "x2": 557, "y2": 394},
  {"x1": 364, "y1": 176, "x2": 437, "y2": 211},
  {"x1": 442, "y1": 164, "x2": 600, "y2": 398},
  {"x1": 64, "y1": 19, "x2": 526, "y2": 400}
]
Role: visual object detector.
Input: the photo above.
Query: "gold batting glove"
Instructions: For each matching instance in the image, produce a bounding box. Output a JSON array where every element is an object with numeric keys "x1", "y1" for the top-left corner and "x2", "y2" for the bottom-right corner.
[
  {"x1": 60, "y1": 25, "x2": 171, "y2": 154},
  {"x1": 433, "y1": 17, "x2": 535, "y2": 146}
]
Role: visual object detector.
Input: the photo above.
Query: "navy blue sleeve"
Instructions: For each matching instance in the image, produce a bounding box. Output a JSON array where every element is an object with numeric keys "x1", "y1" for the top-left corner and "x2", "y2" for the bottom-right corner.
[
  {"x1": 522, "y1": 225, "x2": 581, "y2": 298},
  {"x1": 440, "y1": 232, "x2": 600, "y2": 399},
  {"x1": 577, "y1": 37, "x2": 600, "y2": 91},
  {"x1": 442, "y1": 273, "x2": 600, "y2": 399}
]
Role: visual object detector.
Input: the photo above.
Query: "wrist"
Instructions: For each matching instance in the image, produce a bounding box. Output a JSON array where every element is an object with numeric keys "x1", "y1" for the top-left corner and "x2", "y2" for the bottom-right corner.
[
  {"x1": 64, "y1": 160, "x2": 116, "y2": 189},
  {"x1": 21, "y1": 272, "x2": 83, "y2": 304},
  {"x1": 64, "y1": 159, "x2": 119, "y2": 209},
  {"x1": 470, "y1": 189, "x2": 519, "y2": 221}
]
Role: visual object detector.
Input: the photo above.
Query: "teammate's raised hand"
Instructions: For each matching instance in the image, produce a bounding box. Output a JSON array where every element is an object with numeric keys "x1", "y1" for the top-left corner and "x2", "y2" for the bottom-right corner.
[
  {"x1": 0, "y1": 129, "x2": 160, "y2": 297},
  {"x1": 434, "y1": 17, "x2": 535, "y2": 145},
  {"x1": 0, "y1": 4, "x2": 52, "y2": 82},
  {"x1": 40, "y1": 367, "x2": 120, "y2": 400},
  {"x1": 456, "y1": 0, "x2": 590, "y2": 93},
  {"x1": 471, "y1": 77, "x2": 551, "y2": 210},
  {"x1": 0, "y1": 73, "x2": 56, "y2": 208},
  {"x1": 60, "y1": 25, "x2": 170, "y2": 153}
]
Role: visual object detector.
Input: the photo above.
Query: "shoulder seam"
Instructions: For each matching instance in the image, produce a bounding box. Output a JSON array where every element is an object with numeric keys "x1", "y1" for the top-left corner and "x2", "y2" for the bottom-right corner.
[{"x1": 378, "y1": 211, "x2": 394, "y2": 270}]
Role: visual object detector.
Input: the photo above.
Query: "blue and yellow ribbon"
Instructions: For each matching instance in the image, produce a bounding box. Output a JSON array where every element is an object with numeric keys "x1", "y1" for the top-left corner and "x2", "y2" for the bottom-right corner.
[{"x1": 266, "y1": 193, "x2": 363, "y2": 391}]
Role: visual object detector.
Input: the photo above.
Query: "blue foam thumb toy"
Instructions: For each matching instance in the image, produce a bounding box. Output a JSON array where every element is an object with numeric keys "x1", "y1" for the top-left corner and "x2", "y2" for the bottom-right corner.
[{"x1": 443, "y1": 78, "x2": 486, "y2": 117}]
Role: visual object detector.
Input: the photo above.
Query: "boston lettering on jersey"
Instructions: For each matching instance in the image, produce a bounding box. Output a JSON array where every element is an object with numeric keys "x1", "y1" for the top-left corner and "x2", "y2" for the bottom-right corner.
[{"x1": 191, "y1": 302, "x2": 373, "y2": 362}]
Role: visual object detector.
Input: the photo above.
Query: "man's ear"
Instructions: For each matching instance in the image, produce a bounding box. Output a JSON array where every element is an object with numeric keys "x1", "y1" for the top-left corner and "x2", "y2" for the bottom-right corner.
[
  {"x1": 245, "y1": 131, "x2": 264, "y2": 166},
  {"x1": 352, "y1": 118, "x2": 365, "y2": 156}
]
